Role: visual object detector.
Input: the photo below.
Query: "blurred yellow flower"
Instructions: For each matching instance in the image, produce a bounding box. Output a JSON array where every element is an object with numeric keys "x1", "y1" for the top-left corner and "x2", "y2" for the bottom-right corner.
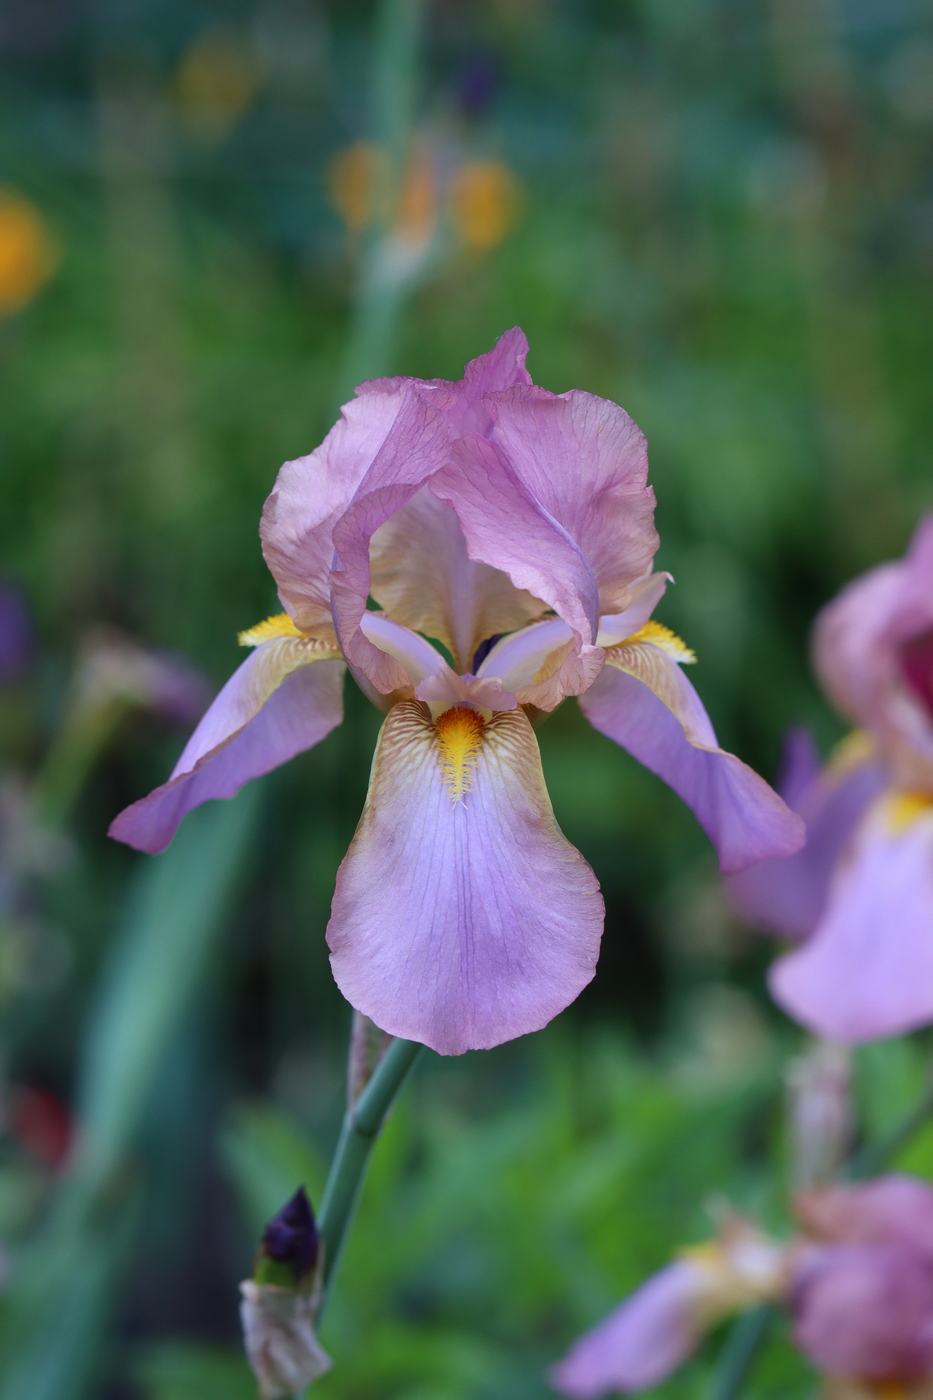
[
  {"x1": 173, "y1": 28, "x2": 263, "y2": 143},
  {"x1": 0, "y1": 189, "x2": 59, "y2": 318},
  {"x1": 449, "y1": 160, "x2": 524, "y2": 251},
  {"x1": 327, "y1": 143, "x2": 386, "y2": 232}
]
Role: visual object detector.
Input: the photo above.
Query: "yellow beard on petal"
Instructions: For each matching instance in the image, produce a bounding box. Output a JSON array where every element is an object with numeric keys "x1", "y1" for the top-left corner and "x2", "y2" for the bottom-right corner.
[
  {"x1": 621, "y1": 620, "x2": 697, "y2": 664},
  {"x1": 434, "y1": 705, "x2": 485, "y2": 801},
  {"x1": 884, "y1": 789, "x2": 933, "y2": 835},
  {"x1": 238, "y1": 613, "x2": 305, "y2": 646}
]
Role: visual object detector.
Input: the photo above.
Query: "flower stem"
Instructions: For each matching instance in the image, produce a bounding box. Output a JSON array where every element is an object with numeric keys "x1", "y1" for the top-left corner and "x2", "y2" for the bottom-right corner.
[
  {"x1": 706, "y1": 1079, "x2": 933, "y2": 1400},
  {"x1": 707, "y1": 1305, "x2": 776, "y2": 1400},
  {"x1": 317, "y1": 1034, "x2": 423, "y2": 1317}
]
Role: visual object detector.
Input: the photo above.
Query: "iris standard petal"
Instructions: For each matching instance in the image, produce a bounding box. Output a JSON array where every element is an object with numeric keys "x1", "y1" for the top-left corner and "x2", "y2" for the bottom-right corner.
[
  {"x1": 326, "y1": 700, "x2": 603, "y2": 1055},
  {"x1": 814, "y1": 515, "x2": 933, "y2": 750},
  {"x1": 368, "y1": 486, "x2": 544, "y2": 672},
  {"x1": 435, "y1": 433, "x2": 602, "y2": 651},
  {"x1": 727, "y1": 734, "x2": 886, "y2": 939},
  {"x1": 484, "y1": 385, "x2": 659, "y2": 614},
  {"x1": 109, "y1": 638, "x2": 345, "y2": 854},
  {"x1": 794, "y1": 1176, "x2": 933, "y2": 1253},
  {"x1": 579, "y1": 645, "x2": 805, "y2": 872},
  {"x1": 769, "y1": 798, "x2": 933, "y2": 1041},
  {"x1": 550, "y1": 1261, "x2": 705, "y2": 1399},
  {"x1": 260, "y1": 387, "x2": 416, "y2": 633},
  {"x1": 356, "y1": 325, "x2": 532, "y2": 437}
]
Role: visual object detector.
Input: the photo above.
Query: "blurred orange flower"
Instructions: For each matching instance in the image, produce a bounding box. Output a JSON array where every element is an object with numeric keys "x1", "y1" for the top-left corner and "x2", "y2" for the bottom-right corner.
[
  {"x1": 0, "y1": 189, "x2": 59, "y2": 318},
  {"x1": 173, "y1": 28, "x2": 263, "y2": 143},
  {"x1": 449, "y1": 159, "x2": 524, "y2": 251},
  {"x1": 327, "y1": 142, "x2": 386, "y2": 232}
]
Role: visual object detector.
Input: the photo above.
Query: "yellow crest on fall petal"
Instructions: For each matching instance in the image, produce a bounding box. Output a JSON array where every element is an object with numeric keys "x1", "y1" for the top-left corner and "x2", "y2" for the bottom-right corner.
[
  {"x1": 884, "y1": 789, "x2": 933, "y2": 835},
  {"x1": 621, "y1": 620, "x2": 696, "y2": 664},
  {"x1": 434, "y1": 705, "x2": 485, "y2": 802},
  {"x1": 238, "y1": 613, "x2": 305, "y2": 647}
]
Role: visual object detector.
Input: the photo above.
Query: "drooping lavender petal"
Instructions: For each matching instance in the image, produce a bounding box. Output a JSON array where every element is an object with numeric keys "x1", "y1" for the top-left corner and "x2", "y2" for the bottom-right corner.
[
  {"x1": 109, "y1": 640, "x2": 345, "y2": 854},
  {"x1": 550, "y1": 1260, "x2": 707, "y2": 1398},
  {"x1": 579, "y1": 648, "x2": 804, "y2": 872},
  {"x1": 327, "y1": 701, "x2": 603, "y2": 1055},
  {"x1": 769, "y1": 798, "x2": 933, "y2": 1041},
  {"x1": 727, "y1": 732, "x2": 886, "y2": 940}
]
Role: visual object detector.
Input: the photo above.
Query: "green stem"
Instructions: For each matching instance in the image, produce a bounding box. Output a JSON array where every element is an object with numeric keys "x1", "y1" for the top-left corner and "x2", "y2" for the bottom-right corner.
[
  {"x1": 317, "y1": 1035, "x2": 422, "y2": 1316},
  {"x1": 707, "y1": 1305, "x2": 776, "y2": 1400},
  {"x1": 706, "y1": 1080, "x2": 932, "y2": 1400},
  {"x1": 846, "y1": 1081, "x2": 933, "y2": 1181}
]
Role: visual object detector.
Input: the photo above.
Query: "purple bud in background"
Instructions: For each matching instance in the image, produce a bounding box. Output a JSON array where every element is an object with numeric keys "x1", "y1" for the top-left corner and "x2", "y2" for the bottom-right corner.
[
  {"x1": 456, "y1": 52, "x2": 501, "y2": 119},
  {"x1": 260, "y1": 1187, "x2": 319, "y2": 1284},
  {"x1": 0, "y1": 582, "x2": 34, "y2": 684}
]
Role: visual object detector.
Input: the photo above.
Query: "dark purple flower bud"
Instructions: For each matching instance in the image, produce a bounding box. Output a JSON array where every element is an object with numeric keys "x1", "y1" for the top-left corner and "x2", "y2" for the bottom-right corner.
[
  {"x1": 0, "y1": 583, "x2": 34, "y2": 684},
  {"x1": 456, "y1": 52, "x2": 500, "y2": 120},
  {"x1": 260, "y1": 1187, "x2": 319, "y2": 1284}
]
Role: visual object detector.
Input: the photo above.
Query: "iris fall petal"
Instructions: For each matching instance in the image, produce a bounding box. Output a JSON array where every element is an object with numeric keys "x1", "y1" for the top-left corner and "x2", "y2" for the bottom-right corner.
[
  {"x1": 109, "y1": 639, "x2": 344, "y2": 854},
  {"x1": 579, "y1": 645, "x2": 805, "y2": 872},
  {"x1": 326, "y1": 700, "x2": 603, "y2": 1055},
  {"x1": 769, "y1": 798, "x2": 933, "y2": 1041}
]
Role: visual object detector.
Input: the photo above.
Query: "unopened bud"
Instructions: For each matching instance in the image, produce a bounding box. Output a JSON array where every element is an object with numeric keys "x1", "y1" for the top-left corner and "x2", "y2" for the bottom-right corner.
[{"x1": 240, "y1": 1188, "x2": 331, "y2": 1399}]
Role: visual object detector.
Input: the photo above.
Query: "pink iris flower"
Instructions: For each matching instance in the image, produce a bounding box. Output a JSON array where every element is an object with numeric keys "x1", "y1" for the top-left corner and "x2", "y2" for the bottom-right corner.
[
  {"x1": 109, "y1": 330, "x2": 802, "y2": 1055},
  {"x1": 552, "y1": 1176, "x2": 933, "y2": 1400},
  {"x1": 790, "y1": 1176, "x2": 933, "y2": 1395},
  {"x1": 728, "y1": 517, "x2": 933, "y2": 1042}
]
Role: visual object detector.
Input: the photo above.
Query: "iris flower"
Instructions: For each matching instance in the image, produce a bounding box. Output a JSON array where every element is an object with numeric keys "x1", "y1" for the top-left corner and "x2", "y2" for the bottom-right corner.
[
  {"x1": 729, "y1": 517, "x2": 933, "y2": 1042},
  {"x1": 111, "y1": 330, "x2": 802, "y2": 1054},
  {"x1": 552, "y1": 1176, "x2": 933, "y2": 1400}
]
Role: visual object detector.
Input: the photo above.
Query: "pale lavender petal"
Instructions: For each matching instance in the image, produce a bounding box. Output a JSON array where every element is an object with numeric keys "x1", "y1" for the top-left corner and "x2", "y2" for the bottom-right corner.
[
  {"x1": 795, "y1": 1176, "x2": 933, "y2": 1253},
  {"x1": 580, "y1": 657, "x2": 804, "y2": 873},
  {"x1": 327, "y1": 398, "x2": 457, "y2": 693},
  {"x1": 260, "y1": 388, "x2": 415, "y2": 633},
  {"x1": 327, "y1": 701, "x2": 603, "y2": 1055},
  {"x1": 769, "y1": 801, "x2": 933, "y2": 1041},
  {"x1": 109, "y1": 642, "x2": 345, "y2": 854},
  {"x1": 369, "y1": 486, "x2": 543, "y2": 673},
  {"x1": 791, "y1": 1243, "x2": 933, "y2": 1380},
  {"x1": 727, "y1": 735, "x2": 885, "y2": 939},
  {"x1": 595, "y1": 573, "x2": 672, "y2": 647},
  {"x1": 484, "y1": 385, "x2": 659, "y2": 614},
  {"x1": 414, "y1": 671, "x2": 517, "y2": 712},
  {"x1": 550, "y1": 1261, "x2": 704, "y2": 1398},
  {"x1": 814, "y1": 515, "x2": 933, "y2": 756},
  {"x1": 435, "y1": 434, "x2": 601, "y2": 650},
  {"x1": 359, "y1": 613, "x2": 447, "y2": 685},
  {"x1": 475, "y1": 615, "x2": 605, "y2": 713}
]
